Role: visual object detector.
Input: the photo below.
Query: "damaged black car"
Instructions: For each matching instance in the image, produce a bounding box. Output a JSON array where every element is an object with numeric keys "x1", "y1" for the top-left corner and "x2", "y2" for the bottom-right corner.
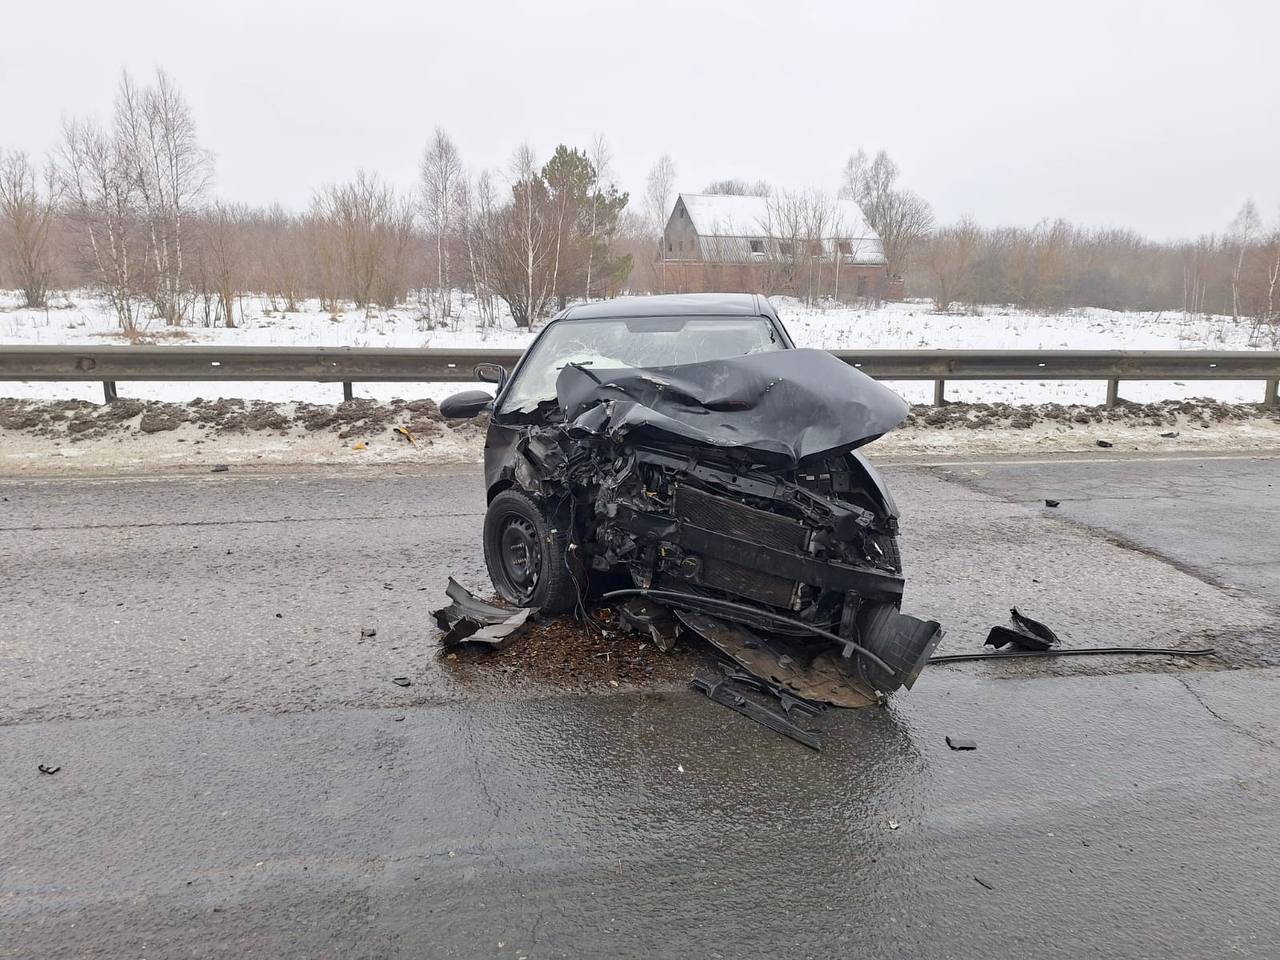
[{"x1": 440, "y1": 294, "x2": 943, "y2": 707}]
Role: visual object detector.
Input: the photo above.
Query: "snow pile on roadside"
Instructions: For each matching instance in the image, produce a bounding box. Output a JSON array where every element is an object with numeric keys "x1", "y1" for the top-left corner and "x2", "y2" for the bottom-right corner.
[{"x1": 3, "y1": 395, "x2": 1278, "y2": 477}]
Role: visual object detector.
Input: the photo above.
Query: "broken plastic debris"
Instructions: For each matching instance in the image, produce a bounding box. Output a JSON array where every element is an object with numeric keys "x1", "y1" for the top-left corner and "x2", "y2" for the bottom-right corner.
[
  {"x1": 38, "y1": 764, "x2": 61, "y2": 775},
  {"x1": 391, "y1": 677, "x2": 411, "y2": 687},
  {"x1": 946, "y1": 736, "x2": 978, "y2": 751},
  {"x1": 210, "y1": 464, "x2": 229, "y2": 473},
  {"x1": 393, "y1": 426, "x2": 417, "y2": 446},
  {"x1": 690, "y1": 671, "x2": 822, "y2": 751},
  {"x1": 985, "y1": 607, "x2": 1060, "y2": 651},
  {"x1": 1095, "y1": 439, "x2": 1114, "y2": 448},
  {"x1": 1044, "y1": 499, "x2": 1060, "y2": 508},
  {"x1": 351, "y1": 442, "x2": 367, "y2": 451},
  {"x1": 361, "y1": 627, "x2": 377, "y2": 639},
  {"x1": 887, "y1": 819, "x2": 900, "y2": 830},
  {"x1": 433, "y1": 578, "x2": 537, "y2": 650}
]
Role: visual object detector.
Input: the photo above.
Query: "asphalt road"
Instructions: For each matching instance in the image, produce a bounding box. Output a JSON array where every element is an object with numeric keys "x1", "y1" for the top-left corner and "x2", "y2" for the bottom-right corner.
[{"x1": 3, "y1": 454, "x2": 1279, "y2": 959}]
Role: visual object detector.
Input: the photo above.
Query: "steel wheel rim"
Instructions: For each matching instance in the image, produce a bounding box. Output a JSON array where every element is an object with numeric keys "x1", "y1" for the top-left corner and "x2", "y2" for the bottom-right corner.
[{"x1": 497, "y1": 514, "x2": 540, "y2": 601}]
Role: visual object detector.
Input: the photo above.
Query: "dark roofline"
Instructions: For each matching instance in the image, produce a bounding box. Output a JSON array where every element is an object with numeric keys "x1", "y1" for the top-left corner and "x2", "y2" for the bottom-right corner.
[{"x1": 558, "y1": 293, "x2": 777, "y2": 321}]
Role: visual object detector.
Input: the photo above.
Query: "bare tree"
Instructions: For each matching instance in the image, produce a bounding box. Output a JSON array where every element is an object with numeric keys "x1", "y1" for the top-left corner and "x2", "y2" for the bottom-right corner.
[
  {"x1": 584, "y1": 133, "x2": 612, "y2": 300},
  {"x1": 0, "y1": 150, "x2": 59, "y2": 307},
  {"x1": 1228, "y1": 200, "x2": 1261, "y2": 321},
  {"x1": 645, "y1": 154, "x2": 676, "y2": 290},
  {"x1": 114, "y1": 69, "x2": 213, "y2": 325},
  {"x1": 193, "y1": 202, "x2": 245, "y2": 327},
  {"x1": 313, "y1": 170, "x2": 415, "y2": 310},
  {"x1": 926, "y1": 218, "x2": 981, "y2": 312},
  {"x1": 645, "y1": 154, "x2": 677, "y2": 233},
  {"x1": 58, "y1": 117, "x2": 142, "y2": 331},
  {"x1": 842, "y1": 149, "x2": 934, "y2": 282},
  {"x1": 702, "y1": 178, "x2": 771, "y2": 196},
  {"x1": 420, "y1": 127, "x2": 462, "y2": 320},
  {"x1": 457, "y1": 170, "x2": 499, "y2": 329}
]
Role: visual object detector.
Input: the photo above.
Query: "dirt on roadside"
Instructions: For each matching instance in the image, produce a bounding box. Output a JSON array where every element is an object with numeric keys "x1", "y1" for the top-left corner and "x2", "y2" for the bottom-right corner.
[{"x1": 0, "y1": 395, "x2": 491, "y2": 444}]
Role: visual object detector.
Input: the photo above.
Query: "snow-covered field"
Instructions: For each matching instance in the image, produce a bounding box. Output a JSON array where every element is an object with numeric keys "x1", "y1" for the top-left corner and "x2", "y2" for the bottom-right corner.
[{"x1": 0, "y1": 291, "x2": 1273, "y2": 407}]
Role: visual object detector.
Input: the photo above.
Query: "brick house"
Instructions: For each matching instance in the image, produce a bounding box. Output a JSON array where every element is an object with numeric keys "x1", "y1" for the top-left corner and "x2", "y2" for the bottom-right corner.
[{"x1": 656, "y1": 193, "x2": 899, "y2": 300}]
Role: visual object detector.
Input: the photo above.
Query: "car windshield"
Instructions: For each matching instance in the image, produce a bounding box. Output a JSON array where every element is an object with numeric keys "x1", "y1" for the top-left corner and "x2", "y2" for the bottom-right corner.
[{"x1": 499, "y1": 316, "x2": 784, "y2": 414}]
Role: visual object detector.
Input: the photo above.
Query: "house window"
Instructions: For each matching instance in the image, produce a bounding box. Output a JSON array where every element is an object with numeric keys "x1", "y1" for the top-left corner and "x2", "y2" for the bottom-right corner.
[
  {"x1": 808, "y1": 239, "x2": 824, "y2": 256},
  {"x1": 748, "y1": 239, "x2": 765, "y2": 255},
  {"x1": 777, "y1": 241, "x2": 793, "y2": 256},
  {"x1": 837, "y1": 240, "x2": 853, "y2": 256}
]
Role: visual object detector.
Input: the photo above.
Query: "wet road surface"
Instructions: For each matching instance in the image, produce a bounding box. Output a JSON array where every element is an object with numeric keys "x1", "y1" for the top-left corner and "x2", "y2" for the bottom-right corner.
[{"x1": 3, "y1": 455, "x2": 1279, "y2": 958}]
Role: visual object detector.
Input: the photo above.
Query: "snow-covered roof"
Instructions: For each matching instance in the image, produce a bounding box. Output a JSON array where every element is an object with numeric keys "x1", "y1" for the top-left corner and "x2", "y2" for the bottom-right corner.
[{"x1": 676, "y1": 193, "x2": 879, "y2": 241}]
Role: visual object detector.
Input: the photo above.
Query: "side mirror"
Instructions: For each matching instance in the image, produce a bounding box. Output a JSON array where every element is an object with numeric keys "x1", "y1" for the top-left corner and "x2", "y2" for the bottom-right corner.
[
  {"x1": 474, "y1": 362, "x2": 508, "y2": 388},
  {"x1": 439, "y1": 390, "x2": 494, "y2": 419}
]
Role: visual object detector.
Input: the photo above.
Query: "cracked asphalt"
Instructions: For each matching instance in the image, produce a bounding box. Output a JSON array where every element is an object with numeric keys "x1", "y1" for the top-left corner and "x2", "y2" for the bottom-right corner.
[{"x1": 3, "y1": 454, "x2": 1279, "y2": 958}]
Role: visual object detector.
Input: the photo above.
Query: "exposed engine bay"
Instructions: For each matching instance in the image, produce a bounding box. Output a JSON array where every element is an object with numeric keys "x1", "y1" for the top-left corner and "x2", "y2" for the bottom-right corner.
[{"x1": 486, "y1": 348, "x2": 945, "y2": 708}]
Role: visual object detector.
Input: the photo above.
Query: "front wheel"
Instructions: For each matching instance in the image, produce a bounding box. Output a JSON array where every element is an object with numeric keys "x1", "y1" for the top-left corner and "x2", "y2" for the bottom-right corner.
[{"x1": 483, "y1": 489, "x2": 578, "y2": 613}]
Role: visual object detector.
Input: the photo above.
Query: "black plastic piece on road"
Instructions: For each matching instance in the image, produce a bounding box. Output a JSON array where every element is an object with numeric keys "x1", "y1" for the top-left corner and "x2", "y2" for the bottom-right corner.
[
  {"x1": 37, "y1": 764, "x2": 61, "y2": 775},
  {"x1": 946, "y1": 736, "x2": 978, "y2": 751},
  {"x1": 929, "y1": 646, "x2": 1215, "y2": 664},
  {"x1": 431, "y1": 578, "x2": 539, "y2": 649},
  {"x1": 986, "y1": 607, "x2": 1060, "y2": 651},
  {"x1": 690, "y1": 672, "x2": 822, "y2": 751}
]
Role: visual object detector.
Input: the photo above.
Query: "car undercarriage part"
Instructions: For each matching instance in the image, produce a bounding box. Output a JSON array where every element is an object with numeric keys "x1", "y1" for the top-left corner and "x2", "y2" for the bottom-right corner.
[
  {"x1": 985, "y1": 607, "x2": 1061, "y2": 651},
  {"x1": 690, "y1": 672, "x2": 823, "y2": 751}
]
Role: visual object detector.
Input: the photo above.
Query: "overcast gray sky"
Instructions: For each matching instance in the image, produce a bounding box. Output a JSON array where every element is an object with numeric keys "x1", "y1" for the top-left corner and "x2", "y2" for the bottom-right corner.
[{"x1": 2, "y1": 0, "x2": 1275, "y2": 239}]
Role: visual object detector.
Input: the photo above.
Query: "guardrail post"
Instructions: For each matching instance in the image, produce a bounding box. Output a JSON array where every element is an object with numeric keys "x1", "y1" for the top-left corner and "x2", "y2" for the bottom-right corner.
[
  {"x1": 103, "y1": 381, "x2": 118, "y2": 403},
  {"x1": 932, "y1": 378, "x2": 946, "y2": 406},
  {"x1": 1105, "y1": 378, "x2": 1120, "y2": 409},
  {"x1": 343, "y1": 381, "x2": 353, "y2": 402},
  {"x1": 1266, "y1": 377, "x2": 1279, "y2": 410}
]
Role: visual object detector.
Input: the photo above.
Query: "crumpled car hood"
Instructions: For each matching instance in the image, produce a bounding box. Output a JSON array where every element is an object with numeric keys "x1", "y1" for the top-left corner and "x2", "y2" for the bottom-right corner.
[{"x1": 555, "y1": 348, "x2": 909, "y2": 466}]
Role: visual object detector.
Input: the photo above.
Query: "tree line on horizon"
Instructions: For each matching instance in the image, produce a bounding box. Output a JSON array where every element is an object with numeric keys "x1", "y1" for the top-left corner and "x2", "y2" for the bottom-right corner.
[{"x1": 1, "y1": 68, "x2": 1277, "y2": 342}]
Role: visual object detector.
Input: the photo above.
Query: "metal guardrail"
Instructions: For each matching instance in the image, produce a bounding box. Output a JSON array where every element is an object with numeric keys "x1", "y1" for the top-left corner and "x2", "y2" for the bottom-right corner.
[{"x1": 1, "y1": 344, "x2": 1277, "y2": 408}]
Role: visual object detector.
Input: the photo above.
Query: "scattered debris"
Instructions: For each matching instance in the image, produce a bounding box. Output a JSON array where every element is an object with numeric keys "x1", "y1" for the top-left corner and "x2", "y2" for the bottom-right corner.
[
  {"x1": 887, "y1": 819, "x2": 900, "y2": 830},
  {"x1": 210, "y1": 463, "x2": 229, "y2": 473},
  {"x1": 392, "y1": 715, "x2": 405, "y2": 722},
  {"x1": 691, "y1": 671, "x2": 822, "y2": 751},
  {"x1": 360, "y1": 627, "x2": 377, "y2": 639},
  {"x1": 37, "y1": 764, "x2": 61, "y2": 775},
  {"x1": 433, "y1": 578, "x2": 539, "y2": 650},
  {"x1": 974, "y1": 876, "x2": 995, "y2": 890},
  {"x1": 986, "y1": 607, "x2": 1060, "y2": 651},
  {"x1": 1095, "y1": 439, "x2": 1114, "y2": 448},
  {"x1": 946, "y1": 736, "x2": 978, "y2": 751},
  {"x1": 1044, "y1": 499, "x2": 1060, "y2": 508},
  {"x1": 351, "y1": 442, "x2": 367, "y2": 451},
  {"x1": 392, "y1": 426, "x2": 417, "y2": 446},
  {"x1": 1160, "y1": 431, "x2": 1180, "y2": 438},
  {"x1": 391, "y1": 677, "x2": 411, "y2": 687},
  {"x1": 617, "y1": 597, "x2": 679, "y2": 653}
]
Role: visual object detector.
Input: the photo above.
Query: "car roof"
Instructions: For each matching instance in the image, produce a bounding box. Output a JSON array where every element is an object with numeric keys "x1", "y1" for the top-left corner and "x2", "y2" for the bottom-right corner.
[{"x1": 557, "y1": 293, "x2": 777, "y2": 321}]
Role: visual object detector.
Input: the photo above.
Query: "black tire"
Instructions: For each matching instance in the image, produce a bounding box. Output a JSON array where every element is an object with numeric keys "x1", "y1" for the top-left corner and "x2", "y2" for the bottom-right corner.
[{"x1": 483, "y1": 489, "x2": 578, "y2": 613}]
